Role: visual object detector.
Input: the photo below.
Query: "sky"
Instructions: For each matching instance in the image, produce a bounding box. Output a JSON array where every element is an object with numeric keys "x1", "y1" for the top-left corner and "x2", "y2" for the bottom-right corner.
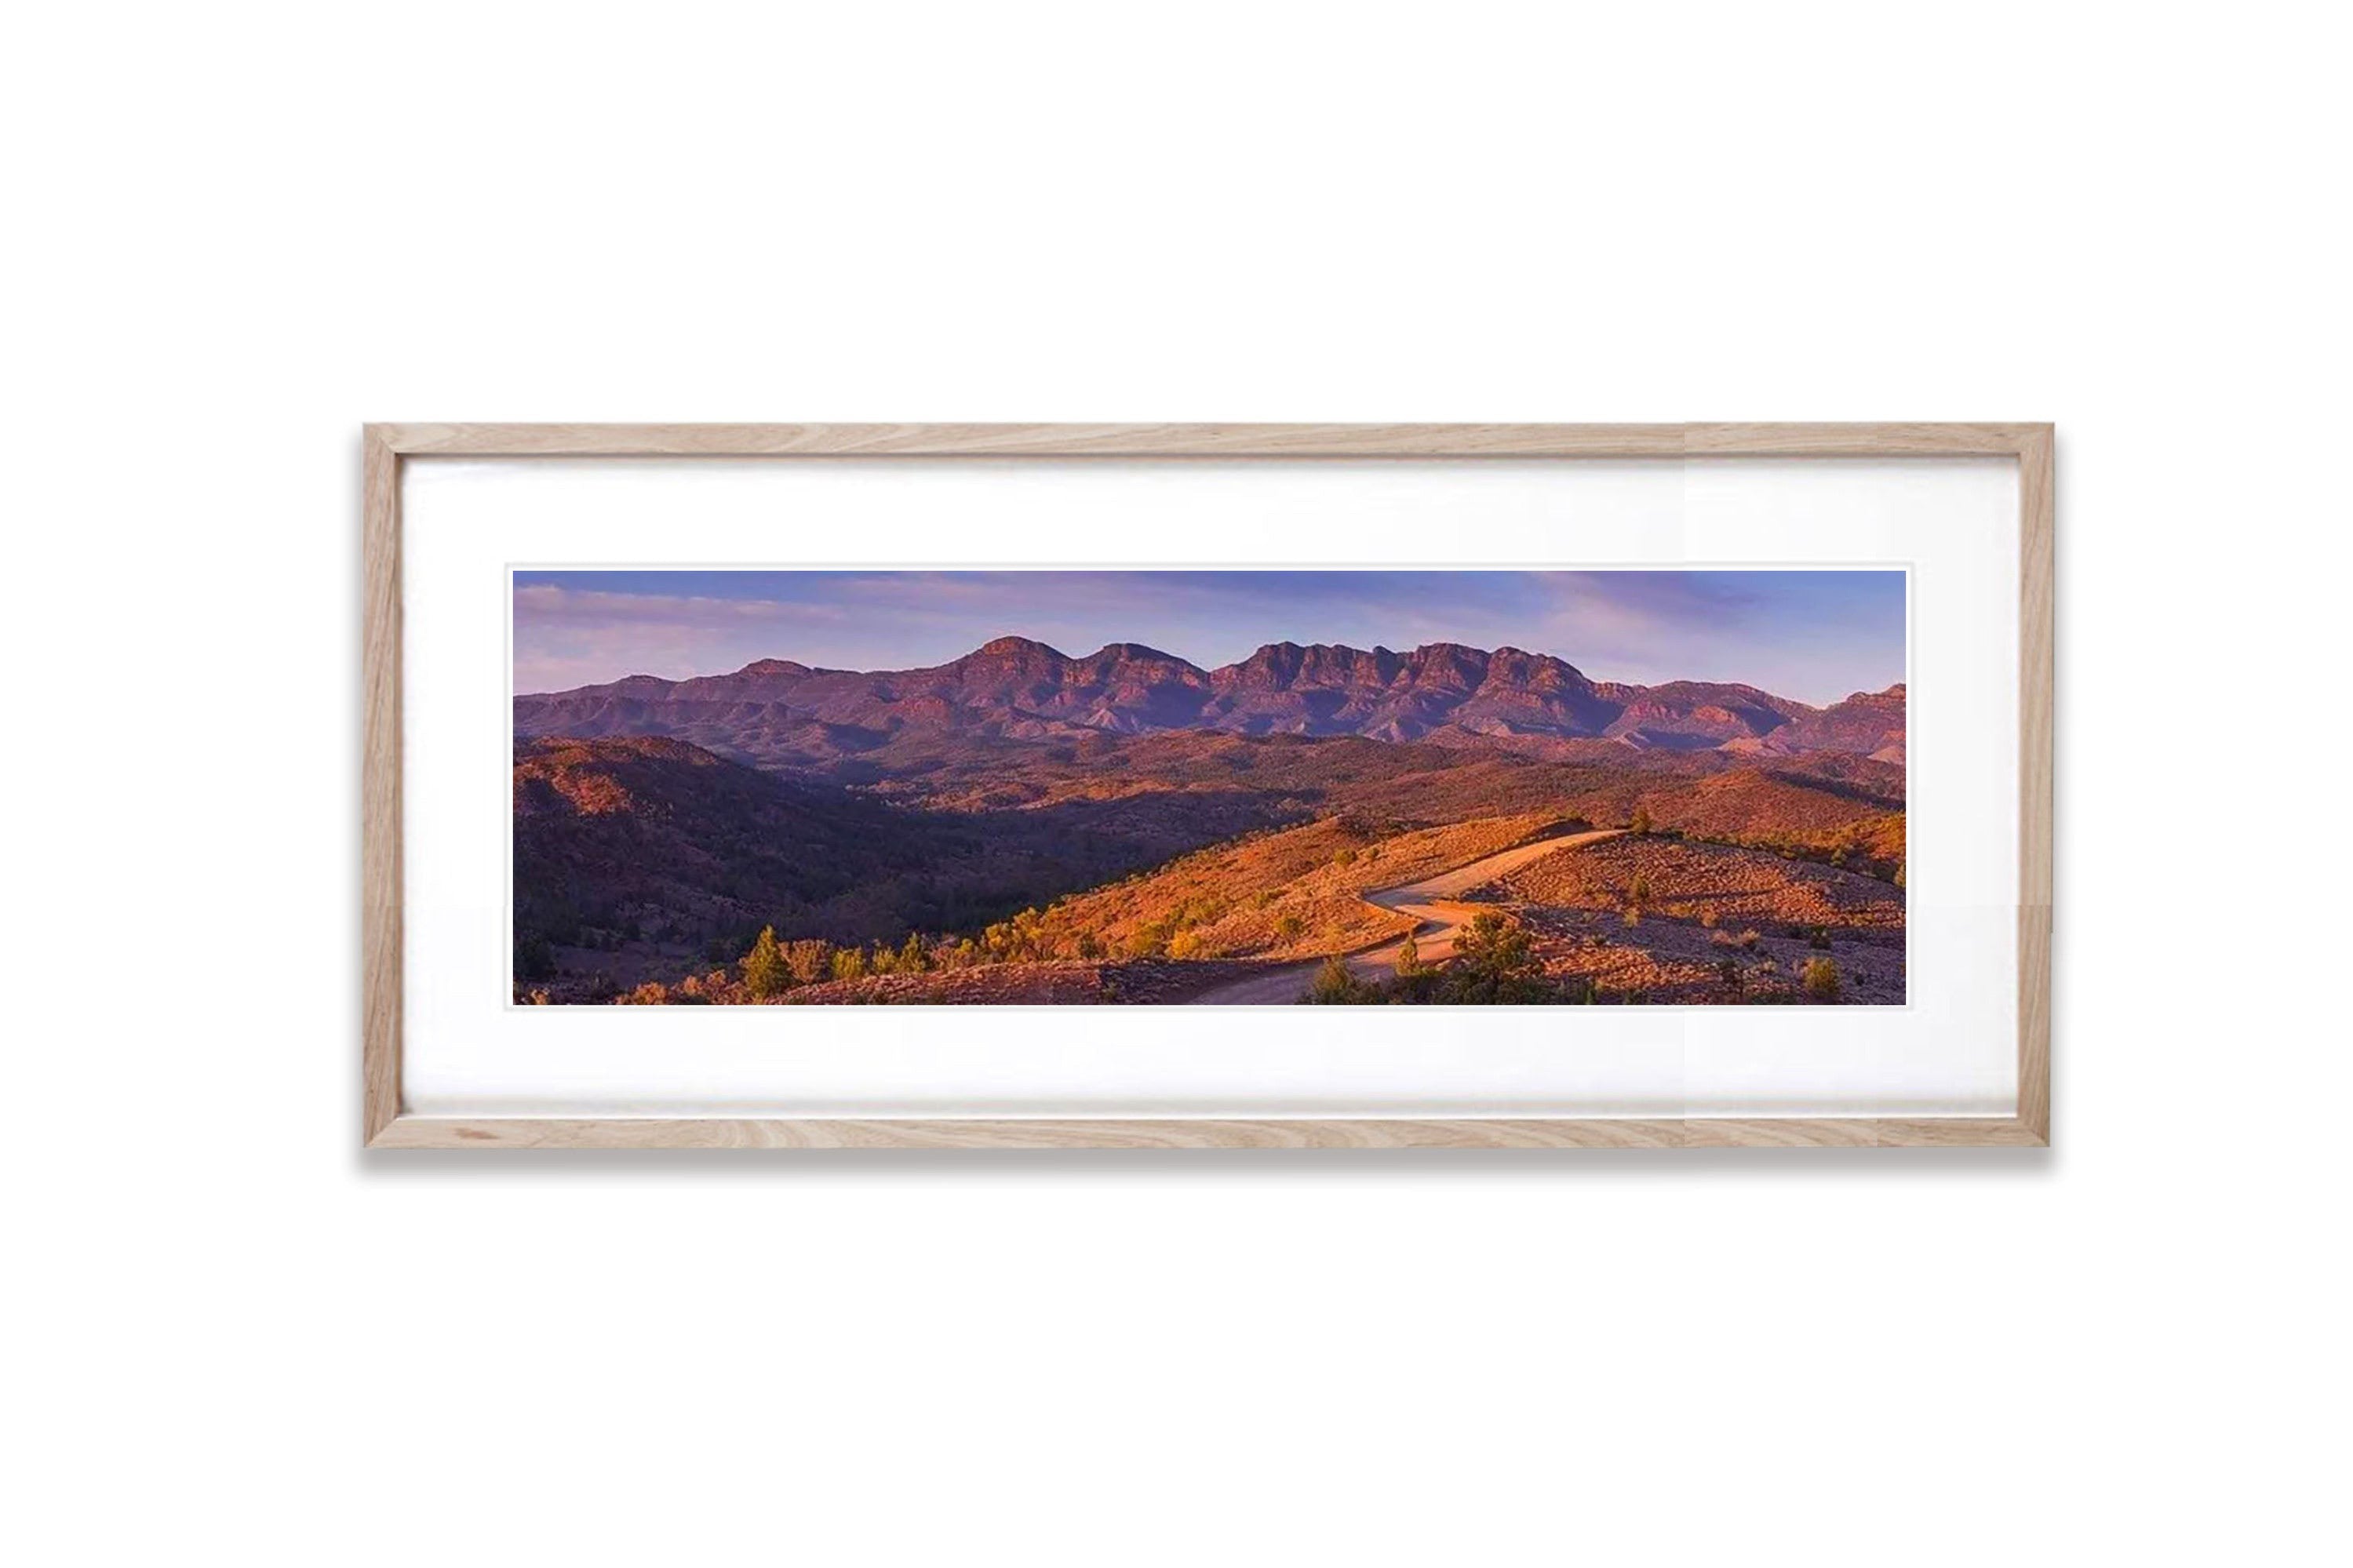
[{"x1": 512, "y1": 569, "x2": 1906, "y2": 707}]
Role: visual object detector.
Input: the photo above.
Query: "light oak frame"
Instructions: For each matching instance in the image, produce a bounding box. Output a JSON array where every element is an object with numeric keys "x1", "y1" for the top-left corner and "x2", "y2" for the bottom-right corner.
[{"x1": 363, "y1": 424, "x2": 2053, "y2": 1149}]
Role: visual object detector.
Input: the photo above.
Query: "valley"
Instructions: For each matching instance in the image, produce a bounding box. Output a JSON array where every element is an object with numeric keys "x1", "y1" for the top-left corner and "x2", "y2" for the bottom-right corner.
[{"x1": 513, "y1": 634, "x2": 1907, "y2": 1007}]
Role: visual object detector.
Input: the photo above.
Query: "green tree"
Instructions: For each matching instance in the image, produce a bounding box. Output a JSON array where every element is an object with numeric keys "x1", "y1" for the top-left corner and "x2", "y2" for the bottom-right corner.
[
  {"x1": 1444, "y1": 911, "x2": 1551, "y2": 1003},
  {"x1": 1305, "y1": 954, "x2": 1375, "y2": 1005},
  {"x1": 1395, "y1": 932, "x2": 1424, "y2": 977},
  {"x1": 741, "y1": 926, "x2": 790, "y2": 999},
  {"x1": 1454, "y1": 911, "x2": 1535, "y2": 977},
  {"x1": 830, "y1": 947, "x2": 868, "y2": 983}
]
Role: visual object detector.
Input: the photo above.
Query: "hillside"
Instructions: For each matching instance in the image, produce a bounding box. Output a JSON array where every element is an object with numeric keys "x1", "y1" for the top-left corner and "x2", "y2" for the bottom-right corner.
[
  {"x1": 515, "y1": 723, "x2": 1907, "y2": 999},
  {"x1": 1025, "y1": 812, "x2": 1575, "y2": 962},
  {"x1": 1487, "y1": 835, "x2": 1906, "y2": 935},
  {"x1": 1751, "y1": 684, "x2": 1907, "y2": 762},
  {"x1": 1627, "y1": 766, "x2": 1907, "y2": 874},
  {"x1": 512, "y1": 735, "x2": 1317, "y2": 973},
  {"x1": 513, "y1": 637, "x2": 1906, "y2": 1004},
  {"x1": 513, "y1": 736, "x2": 960, "y2": 962},
  {"x1": 1466, "y1": 835, "x2": 1908, "y2": 1005}
]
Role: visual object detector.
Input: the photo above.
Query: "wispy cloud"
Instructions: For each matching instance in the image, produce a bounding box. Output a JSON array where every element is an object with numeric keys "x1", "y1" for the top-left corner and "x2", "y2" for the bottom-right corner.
[{"x1": 513, "y1": 569, "x2": 1905, "y2": 704}]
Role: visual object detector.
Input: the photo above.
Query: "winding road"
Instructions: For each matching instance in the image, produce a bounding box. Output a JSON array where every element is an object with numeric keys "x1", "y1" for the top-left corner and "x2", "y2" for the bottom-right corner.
[{"x1": 1187, "y1": 828, "x2": 1626, "y2": 1004}]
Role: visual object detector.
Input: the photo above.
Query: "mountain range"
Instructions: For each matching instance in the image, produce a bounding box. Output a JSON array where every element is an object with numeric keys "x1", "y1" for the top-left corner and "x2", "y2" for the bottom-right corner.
[{"x1": 514, "y1": 636, "x2": 1906, "y2": 766}]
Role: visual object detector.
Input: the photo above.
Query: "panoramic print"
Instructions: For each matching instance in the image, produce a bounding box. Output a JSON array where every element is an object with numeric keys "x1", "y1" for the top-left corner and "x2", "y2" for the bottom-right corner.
[{"x1": 512, "y1": 569, "x2": 1907, "y2": 1006}]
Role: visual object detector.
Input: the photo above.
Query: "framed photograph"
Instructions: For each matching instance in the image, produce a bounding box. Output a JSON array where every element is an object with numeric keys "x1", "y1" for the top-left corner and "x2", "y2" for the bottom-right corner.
[{"x1": 364, "y1": 424, "x2": 2052, "y2": 1148}]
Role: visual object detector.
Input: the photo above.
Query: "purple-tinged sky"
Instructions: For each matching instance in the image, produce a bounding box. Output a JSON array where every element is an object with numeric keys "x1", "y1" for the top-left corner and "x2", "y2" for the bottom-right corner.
[{"x1": 513, "y1": 569, "x2": 1905, "y2": 707}]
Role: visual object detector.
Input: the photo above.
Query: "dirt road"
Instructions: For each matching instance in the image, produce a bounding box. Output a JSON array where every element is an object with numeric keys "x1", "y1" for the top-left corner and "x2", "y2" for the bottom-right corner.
[{"x1": 1186, "y1": 828, "x2": 1626, "y2": 1004}]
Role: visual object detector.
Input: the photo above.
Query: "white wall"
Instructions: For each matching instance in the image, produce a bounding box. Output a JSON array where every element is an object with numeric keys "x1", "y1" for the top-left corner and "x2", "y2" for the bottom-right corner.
[{"x1": 9, "y1": 4, "x2": 2344, "y2": 1564}]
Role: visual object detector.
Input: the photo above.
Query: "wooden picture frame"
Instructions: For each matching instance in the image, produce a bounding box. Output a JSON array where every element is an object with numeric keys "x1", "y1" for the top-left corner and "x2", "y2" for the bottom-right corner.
[{"x1": 364, "y1": 423, "x2": 2052, "y2": 1149}]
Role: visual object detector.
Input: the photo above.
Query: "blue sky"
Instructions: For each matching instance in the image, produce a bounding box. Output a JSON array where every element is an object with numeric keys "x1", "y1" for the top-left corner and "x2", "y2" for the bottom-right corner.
[{"x1": 513, "y1": 569, "x2": 1905, "y2": 706}]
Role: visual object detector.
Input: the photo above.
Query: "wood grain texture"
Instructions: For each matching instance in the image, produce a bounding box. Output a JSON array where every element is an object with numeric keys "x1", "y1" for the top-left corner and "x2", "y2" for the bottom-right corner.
[
  {"x1": 2016, "y1": 426, "x2": 2056, "y2": 1141},
  {"x1": 360, "y1": 422, "x2": 2055, "y2": 1150},
  {"x1": 361, "y1": 427, "x2": 402, "y2": 1143},
  {"x1": 376, "y1": 422, "x2": 2042, "y2": 460},
  {"x1": 367, "y1": 1117, "x2": 2046, "y2": 1151},
  {"x1": 382, "y1": 423, "x2": 1688, "y2": 457},
  {"x1": 1684, "y1": 422, "x2": 2042, "y2": 457}
]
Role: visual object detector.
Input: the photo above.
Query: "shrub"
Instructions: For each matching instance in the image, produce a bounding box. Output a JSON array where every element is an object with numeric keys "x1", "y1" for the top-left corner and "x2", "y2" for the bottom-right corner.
[
  {"x1": 1441, "y1": 911, "x2": 1553, "y2": 1003},
  {"x1": 830, "y1": 947, "x2": 868, "y2": 983},
  {"x1": 1698, "y1": 904, "x2": 1720, "y2": 930},
  {"x1": 1801, "y1": 957, "x2": 1841, "y2": 1000},
  {"x1": 514, "y1": 933, "x2": 556, "y2": 981},
  {"x1": 1622, "y1": 905, "x2": 1642, "y2": 928},
  {"x1": 1395, "y1": 933, "x2": 1424, "y2": 977},
  {"x1": 1305, "y1": 955, "x2": 1377, "y2": 1005},
  {"x1": 1630, "y1": 805, "x2": 1653, "y2": 835},
  {"x1": 1630, "y1": 873, "x2": 1653, "y2": 904},
  {"x1": 1455, "y1": 911, "x2": 1536, "y2": 977},
  {"x1": 1273, "y1": 913, "x2": 1306, "y2": 943}
]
